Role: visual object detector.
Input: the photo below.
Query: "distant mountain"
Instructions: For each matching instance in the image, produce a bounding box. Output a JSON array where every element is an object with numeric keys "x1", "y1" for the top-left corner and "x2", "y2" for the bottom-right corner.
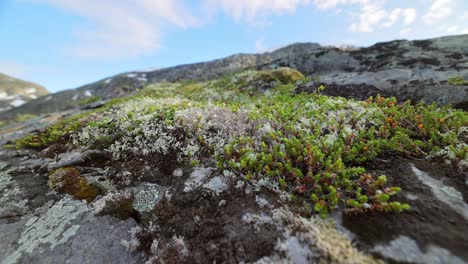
[
  {"x1": 0, "y1": 73, "x2": 49, "y2": 112},
  {"x1": 1, "y1": 34, "x2": 467, "y2": 121}
]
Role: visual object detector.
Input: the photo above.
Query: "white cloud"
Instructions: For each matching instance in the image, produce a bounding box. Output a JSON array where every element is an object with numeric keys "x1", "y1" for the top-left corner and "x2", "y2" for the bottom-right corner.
[
  {"x1": 446, "y1": 25, "x2": 458, "y2": 33},
  {"x1": 350, "y1": 6, "x2": 416, "y2": 32},
  {"x1": 204, "y1": 0, "x2": 310, "y2": 22},
  {"x1": 402, "y1": 9, "x2": 417, "y2": 24},
  {"x1": 423, "y1": 0, "x2": 454, "y2": 24},
  {"x1": 312, "y1": 0, "x2": 417, "y2": 33},
  {"x1": 28, "y1": 0, "x2": 198, "y2": 59},
  {"x1": 312, "y1": 0, "x2": 368, "y2": 10},
  {"x1": 382, "y1": 8, "x2": 416, "y2": 28},
  {"x1": 349, "y1": 3, "x2": 387, "y2": 32}
]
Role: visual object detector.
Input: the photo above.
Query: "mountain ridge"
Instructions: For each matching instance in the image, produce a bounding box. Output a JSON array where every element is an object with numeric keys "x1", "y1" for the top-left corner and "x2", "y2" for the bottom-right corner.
[
  {"x1": 0, "y1": 73, "x2": 49, "y2": 113},
  {"x1": 1, "y1": 34, "x2": 467, "y2": 121}
]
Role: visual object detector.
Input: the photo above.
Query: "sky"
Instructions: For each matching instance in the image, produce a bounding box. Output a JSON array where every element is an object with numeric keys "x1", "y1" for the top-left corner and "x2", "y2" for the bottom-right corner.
[{"x1": 0, "y1": 0, "x2": 467, "y2": 92}]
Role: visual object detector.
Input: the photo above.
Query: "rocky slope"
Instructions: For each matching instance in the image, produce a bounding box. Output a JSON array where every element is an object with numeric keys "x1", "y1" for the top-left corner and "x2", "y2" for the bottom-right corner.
[
  {"x1": 1, "y1": 35, "x2": 467, "y2": 123},
  {"x1": 0, "y1": 68, "x2": 466, "y2": 263},
  {"x1": 0, "y1": 73, "x2": 48, "y2": 113}
]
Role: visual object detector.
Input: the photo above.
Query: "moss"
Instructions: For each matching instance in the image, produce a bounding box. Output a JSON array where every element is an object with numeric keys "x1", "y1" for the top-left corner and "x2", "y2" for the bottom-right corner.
[
  {"x1": 48, "y1": 167, "x2": 100, "y2": 202},
  {"x1": 77, "y1": 96, "x2": 100, "y2": 105},
  {"x1": 13, "y1": 111, "x2": 96, "y2": 149},
  {"x1": 272, "y1": 208, "x2": 382, "y2": 264},
  {"x1": 14, "y1": 114, "x2": 38, "y2": 123},
  {"x1": 448, "y1": 76, "x2": 468, "y2": 86},
  {"x1": 253, "y1": 68, "x2": 305, "y2": 85},
  {"x1": 270, "y1": 67, "x2": 305, "y2": 84}
]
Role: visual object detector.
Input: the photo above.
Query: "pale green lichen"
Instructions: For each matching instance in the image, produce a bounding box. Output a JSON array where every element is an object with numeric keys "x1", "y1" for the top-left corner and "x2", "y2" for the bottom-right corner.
[
  {"x1": 373, "y1": 236, "x2": 465, "y2": 264},
  {"x1": 131, "y1": 183, "x2": 165, "y2": 213},
  {"x1": 0, "y1": 161, "x2": 8, "y2": 170},
  {"x1": 411, "y1": 165, "x2": 468, "y2": 220},
  {"x1": 0, "y1": 166, "x2": 13, "y2": 191},
  {"x1": 257, "y1": 208, "x2": 381, "y2": 264},
  {"x1": 0, "y1": 165, "x2": 29, "y2": 218},
  {"x1": 4, "y1": 197, "x2": 89, "y2": 264}
]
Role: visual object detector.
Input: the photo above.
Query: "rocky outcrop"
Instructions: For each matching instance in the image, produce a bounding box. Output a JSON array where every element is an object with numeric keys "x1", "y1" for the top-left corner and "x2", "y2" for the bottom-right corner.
[
  {"x1": 2, "y1": 34, "x2": 467, "y2": 121},
  {"x1": 0, "y1": 67, "x2": 466, "y2": 263},
  {"x1": 0, "y1": 73, "x2": 49, "y2": 113}
]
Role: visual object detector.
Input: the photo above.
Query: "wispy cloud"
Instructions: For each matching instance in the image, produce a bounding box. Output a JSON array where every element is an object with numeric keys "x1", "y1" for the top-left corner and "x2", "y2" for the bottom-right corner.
[
  {"x1": 27, "y1": 0, "x2": 198, "y2": 59},
  {"x1": 423, "y1": 0, "x2": 454, "y2": 24},
  {"x1": 22, "y1": 0, "x2": 468, "y2": 60},
  {"x1": 313, "y1": 0, "x2": 417, "y2": 33},
  {"x1": 204, "y1": 0, "x2": 310, "y2": 23}
]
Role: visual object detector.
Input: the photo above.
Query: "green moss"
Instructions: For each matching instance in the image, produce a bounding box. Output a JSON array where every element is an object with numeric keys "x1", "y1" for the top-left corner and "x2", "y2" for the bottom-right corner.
[
  {"x1": 77, "y1": 96, "x2": 100, "y2": 105},
  {"x1": 253, "y1": 68, "x2": 305, "y2": 85},
  {"x1": 14, "y1": 114, "x2": 38, "y2": 123},
  {"x1": 13, "y1": 111, "x2": 95, "y2": 149},
  {"x1": 49, "y1": 167, "x2": 100, "y2": 202},
  {"x1": 448, "y1": 76, "x2": 468, "y2": 86},
  {"x1": 270, "y1": 67, "x2": 306, "y2": 84}
]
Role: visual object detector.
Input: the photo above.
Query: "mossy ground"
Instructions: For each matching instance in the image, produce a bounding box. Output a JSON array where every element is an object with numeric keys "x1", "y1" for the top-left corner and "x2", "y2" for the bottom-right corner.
[
  {"x1": 448, "y1": 76, "x2": 468, "y2": 86},
  {"x1": 11, "y1": 68, "x2": 468, "y2": 216},
  {"x1": 48, "y1": 167, "x2": 100, "y2": 202}
]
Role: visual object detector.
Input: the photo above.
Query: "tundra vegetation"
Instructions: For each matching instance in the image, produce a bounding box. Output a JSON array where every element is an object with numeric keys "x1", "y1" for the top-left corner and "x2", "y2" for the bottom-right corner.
[{"x1": 11, "y1": 68, "x2": 468, "y2": 217}]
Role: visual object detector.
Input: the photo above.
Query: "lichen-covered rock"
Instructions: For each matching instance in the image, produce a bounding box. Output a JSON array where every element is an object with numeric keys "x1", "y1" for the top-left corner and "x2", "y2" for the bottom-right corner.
[
  {"x1": 48, "y1": 149, "x2": 107, "y2": 171},
  {"x1": 48, "y1": 167, "x2": 100, "y2": 202},
  {"x1": 0, "y1": 164, "x2": 29, "y2": 218},
  {"x1": 1, "y1": 197, "x2": 144, "y2": 264},
  {"x1": 131, "y1": 183, "x2": 165, "y2": 214}
]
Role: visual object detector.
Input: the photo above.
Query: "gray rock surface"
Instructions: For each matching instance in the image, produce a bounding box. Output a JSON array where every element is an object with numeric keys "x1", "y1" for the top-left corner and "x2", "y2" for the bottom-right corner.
[
  {"x1": 0, "y1": 151, "x2": 143, "y2": 264},
  {"x1": 2, "y1": 34, "x2": 467, "y2": 121}
]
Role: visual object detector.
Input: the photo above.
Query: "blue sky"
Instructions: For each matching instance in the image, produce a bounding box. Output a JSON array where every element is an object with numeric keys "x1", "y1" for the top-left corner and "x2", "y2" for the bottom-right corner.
[{"x1": 0, "y1": 0, "x2": 467, "y2": 92}]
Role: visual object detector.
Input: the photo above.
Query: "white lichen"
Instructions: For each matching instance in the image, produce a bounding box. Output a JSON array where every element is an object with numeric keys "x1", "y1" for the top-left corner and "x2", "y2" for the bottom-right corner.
[
  {"x1": 184, "y1": 167, "x2": 212, "y2": 192},
  {"x1": 4, "y1": 197, "x2": 89, "y2": 264},
  {"x1": 411, "y1": 164, "x2": 468, "y2": 220},
  {"x1": 132, "y1": 183, "x2": 164, "y2": 213},
  {"x1": 202, "y1": 176, "x2": 228, "y2": 195},
  {"x1": 373, "y1": 236, "x2": 465, "y2": 264}
]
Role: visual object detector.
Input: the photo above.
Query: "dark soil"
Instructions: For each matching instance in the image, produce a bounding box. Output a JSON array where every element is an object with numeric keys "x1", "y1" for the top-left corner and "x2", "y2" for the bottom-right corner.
[
  {"x1": 100, "y1": 152, "x2": 283, "y2": 264},
  {"x1": 142, "y1": 188, "x2": 281, "y2": 264},
  {"x1": 295, "y1": 81, "x2": 391, "y2": 100},
  {"x1": 343, "y1": 156, "x2": 468, "y2": 262}
]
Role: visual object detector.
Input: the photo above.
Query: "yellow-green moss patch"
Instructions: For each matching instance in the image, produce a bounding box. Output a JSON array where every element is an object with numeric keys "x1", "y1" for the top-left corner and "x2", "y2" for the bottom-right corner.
[{"x1": 49, "y1": 167, "x2": 100, "y2": 202}]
